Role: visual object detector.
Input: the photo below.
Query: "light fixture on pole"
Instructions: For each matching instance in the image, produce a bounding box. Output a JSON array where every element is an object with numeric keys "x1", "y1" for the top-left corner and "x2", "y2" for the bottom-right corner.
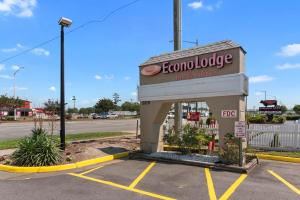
[
  {"x1": 72, "y1": 96, "x2": 76, "y2": 110},
  {"x1": 13, "y1": 66, "x2": 24, "y2": 121},
  {"x1": 58, "y1": 17, "x2": 72, "y2": 150}
]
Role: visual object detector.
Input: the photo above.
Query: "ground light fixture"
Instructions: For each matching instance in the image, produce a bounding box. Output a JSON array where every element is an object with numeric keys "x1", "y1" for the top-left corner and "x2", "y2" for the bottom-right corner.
[{"x1": 58, "y1": 17, "x2": 72, "y2": 150}]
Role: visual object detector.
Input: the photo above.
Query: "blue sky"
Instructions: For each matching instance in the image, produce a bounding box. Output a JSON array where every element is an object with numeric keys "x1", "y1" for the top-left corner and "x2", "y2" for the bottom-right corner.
[{"x1": 0, "y1": 0, "x2": 299, "y2": 109}]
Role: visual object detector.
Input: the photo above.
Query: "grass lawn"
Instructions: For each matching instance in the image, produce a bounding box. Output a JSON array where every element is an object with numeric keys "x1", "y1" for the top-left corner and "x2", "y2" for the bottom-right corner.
[{"x1": 0, "y1": 132, "x2": 134, "y2": 150}]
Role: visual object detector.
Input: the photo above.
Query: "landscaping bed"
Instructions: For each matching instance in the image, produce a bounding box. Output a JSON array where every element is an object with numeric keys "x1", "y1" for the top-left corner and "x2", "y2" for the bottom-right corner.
[{"x1": 0, "y1": 135, "x2": 139, "y2": 166}]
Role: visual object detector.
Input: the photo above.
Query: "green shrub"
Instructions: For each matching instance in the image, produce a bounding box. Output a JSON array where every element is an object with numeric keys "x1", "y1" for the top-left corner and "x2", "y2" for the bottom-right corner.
[
  {"x1": 11, "y1": 128, "x2": 61, "y2": 166},
  {"x1": 218, "y1": 133, "x2": 240, "y2": 164},
  {"x1": 272, "y1": 116, "x2": 285, "y2": 124},
  {"x1": 163, "y1": 128, "x2": 180, "y2": 146},
  {"x1": 247, "y1": 114, "x2": 266, "y2": 124},
  {"x1": 286, "y1": 115, "x2": 300, "y2": 121},
  {"x1": 163, "y1": 124, "x2": 212, "y2": 154}
]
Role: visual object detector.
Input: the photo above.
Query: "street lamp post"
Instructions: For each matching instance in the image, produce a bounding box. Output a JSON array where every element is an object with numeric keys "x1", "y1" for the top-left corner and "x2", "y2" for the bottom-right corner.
[
  {"x1": 58, "y1": 17, "x2": 72, "y2": 150},
  {"x1": 13, "y1": 66, "x2": 24, "y2": 120}
]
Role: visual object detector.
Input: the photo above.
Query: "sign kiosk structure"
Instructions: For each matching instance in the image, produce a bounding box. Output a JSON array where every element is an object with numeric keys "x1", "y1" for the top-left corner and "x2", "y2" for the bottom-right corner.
[{"x1": 138, "y1": 40, "x2": 249, "y2": 165}]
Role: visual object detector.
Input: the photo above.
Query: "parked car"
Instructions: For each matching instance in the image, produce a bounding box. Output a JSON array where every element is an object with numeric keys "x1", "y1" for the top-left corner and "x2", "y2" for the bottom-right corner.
[
  {"x1": 107, "y1": 113, "x2": 118, "y2": 119},
  {"x1": 92, "y1": 114, "x2": 100, "y2": 119},
  {"x1": 99, "y1": 113, "x2": 108, "y2": 119}
]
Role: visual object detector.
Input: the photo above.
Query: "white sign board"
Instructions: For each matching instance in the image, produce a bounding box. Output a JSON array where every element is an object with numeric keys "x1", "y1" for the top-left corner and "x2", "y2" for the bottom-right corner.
[
  {"x1": 234, "y1": 121, "x2": 246, "y2": 138},
  {"x1": 221, "y1": 110, "x2": 237, "y2": 118}
]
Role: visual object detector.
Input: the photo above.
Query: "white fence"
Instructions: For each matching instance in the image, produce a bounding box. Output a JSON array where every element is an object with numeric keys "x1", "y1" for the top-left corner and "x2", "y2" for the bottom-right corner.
[{"x1": 247, "y1": 124, "x2": 300, "y2": 151}]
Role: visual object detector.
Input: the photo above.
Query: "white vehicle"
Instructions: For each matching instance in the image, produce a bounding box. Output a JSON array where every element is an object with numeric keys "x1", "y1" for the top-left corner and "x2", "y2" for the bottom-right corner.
[
  {"x1": 167, "y1": 112, "x2": 175, "y2": 119},
  {"x1": 107, "y1": 113, "x2": 118, "y2": 119}
]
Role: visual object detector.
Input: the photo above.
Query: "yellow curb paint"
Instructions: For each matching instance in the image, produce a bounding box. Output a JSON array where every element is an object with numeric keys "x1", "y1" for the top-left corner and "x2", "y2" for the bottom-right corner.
[
  {"x1": 219, "y1": 174, "x2": 247, "y2": 200},
  {"x1": 268, "y1": 170, "x2": 300, "y2": 196},
  {"x1": 0, "y1": 152, "x2": 129, "y2": 173},
  {"x1": 204, "y1": 168, "x2": 217, "y2": 200},
  {"x1": 256, "y1": 154, "x2": 300, "y2": 163},
  {"x1": 129, "y1": 162, "x2": 156, "y2": 189},
  {"x1": 68, "y1": 173, "x2": 176, "y2": 200},
  {"x1": 80, "y1": 166, "x2": 103, "y2": 175}
]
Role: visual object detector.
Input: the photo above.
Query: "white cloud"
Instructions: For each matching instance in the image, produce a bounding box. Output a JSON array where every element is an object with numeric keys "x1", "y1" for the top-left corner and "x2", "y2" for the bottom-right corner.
[
  {"x1": 188, "y1": 1, "x2": 222, "y2": 11},
  {"x1": 249, "y1": 75, "x2": 274, "y2": 84},
  {"x1": 94, "y1": 75, "x2": 102, "y2": 80},
  {"x1": 0, "y1": 74, "x2": 12, "y2": 79},
  {"x1": 105, "y1": 74, "x2": 114, "y2": 80},
  {"x1": 0, "y1": 64, "x2": 5, "y2": 71},
  {"x1": 131, "y1": 92, "x2": 137, "y2": 96},
  {"x1": 276, "y1": 63, "x2": 300, "y2": 70},
  {"x1": 255, "y1": 92, "x2": 264, "y2": 96},
  {"x1": 1, "y1": 43, "x2": 24, "y2": 53},
  {"x1": 31, "y1": 48, "x2": 50, "y2": 56},
  {"x1": 1, "y1": 47, "x2": 17, "y2": 53},
  {"x1": 49, "y1": 86, "x2": 56, "y2": 92},
  {"x1": 124, "y1": 76, "x2": 131, "y2": 81},
  {"x1": 11, "y1": 65, "x2": 20, "y2": 70},
  {"x1": 0, "y1": 0, "x2": 37, "y2": 18},
  {"x1": 277, "y1": 43, "x2": 300, "y2": 57},
  {"x1": 9, "y1": 86, "x2": 28, "y2": 91},
  {"x1": 188, "y1": 1, "x2": 203, "y2": 9}
]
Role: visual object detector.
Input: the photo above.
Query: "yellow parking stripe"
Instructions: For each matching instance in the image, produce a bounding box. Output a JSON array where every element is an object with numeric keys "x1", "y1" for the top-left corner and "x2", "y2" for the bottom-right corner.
[
  {"x1": 129, "y1": 162, "x2": 156, "y2": 189},
  {"x1": 68, "y1": 172, "x2": 176, "y2": 200},
  {"x1": 80, "y1": 166, "x2": 103, "y2": 175},
  {"x1": 268, "y1": 170, "x2": 300, "y2": 196},
  {"x1": 204, "y1": 168, "x2": 217, "y2": 200},
  {"x1": 219, "y1": 174, "x2": 247, "y2": 200}
]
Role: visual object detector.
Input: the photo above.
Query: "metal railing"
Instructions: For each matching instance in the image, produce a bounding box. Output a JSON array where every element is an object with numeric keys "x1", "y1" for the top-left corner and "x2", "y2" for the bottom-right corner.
[{"x1": 247, "y1": 124, "x2": 300, "y2": 151}]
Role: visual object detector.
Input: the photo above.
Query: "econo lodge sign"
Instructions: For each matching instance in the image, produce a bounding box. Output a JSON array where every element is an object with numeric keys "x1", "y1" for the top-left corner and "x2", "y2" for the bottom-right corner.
[{"x1": 141, "y1": 52, "x2": 233, "y2": 76}]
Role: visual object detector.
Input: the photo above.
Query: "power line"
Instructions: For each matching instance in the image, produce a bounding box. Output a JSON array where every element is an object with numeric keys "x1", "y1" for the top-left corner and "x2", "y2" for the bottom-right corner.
[{"x1": 0, "y1": 0, "x2": 141, "y2": 64}]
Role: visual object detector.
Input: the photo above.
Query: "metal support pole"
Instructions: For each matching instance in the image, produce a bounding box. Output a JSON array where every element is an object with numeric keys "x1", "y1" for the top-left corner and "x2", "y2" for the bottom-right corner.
[
  {"x1": 239, "y1": 138, "x2": 243, "y2": 167},
  {"x1": 60, "y1": 25, "x2": 66, "y2": 150},
  {"x1": 136, "y1": 119, "x2": 139, "y2": 139},
  {"x1": 174, "y1": 0, "x2": 182, "y2": 135}
]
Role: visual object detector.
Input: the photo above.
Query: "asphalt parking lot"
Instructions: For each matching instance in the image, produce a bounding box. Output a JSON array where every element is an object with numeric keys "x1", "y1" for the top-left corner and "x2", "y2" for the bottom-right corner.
[{"x1": 0, "y1": 159, "x2": 299, "y2": 200}]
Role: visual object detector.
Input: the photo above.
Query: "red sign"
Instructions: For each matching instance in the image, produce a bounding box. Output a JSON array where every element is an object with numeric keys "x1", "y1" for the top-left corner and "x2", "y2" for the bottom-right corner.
[
  {"x1": 162, "y1": 53, "x2": 233, "y2": 74},
  {"x1": 141, "y1": 65, "x2": 162, "y2": 76},
  {"x1": 187, "y1": 112, "x2": 200, "y2": 121},
  {"x1": 221, "y1": 110, "x2": 237, "y2": 118}
]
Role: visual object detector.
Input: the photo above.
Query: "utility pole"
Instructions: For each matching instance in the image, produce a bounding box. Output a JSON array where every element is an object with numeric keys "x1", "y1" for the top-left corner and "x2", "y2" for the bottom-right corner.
[
  {"x1": 72, "y1": 96, "x2": 76, "y2": 110},
  {"x1": 174, "y1": 0, "x2": 182, "y2": 135},
  {"x1": 13, "y1": 67, "x2": 24, "y2": 120}
]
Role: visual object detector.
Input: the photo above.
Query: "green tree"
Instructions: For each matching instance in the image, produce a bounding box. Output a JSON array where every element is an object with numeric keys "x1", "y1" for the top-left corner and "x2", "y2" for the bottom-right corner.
[
  {"x1": 121, "y1": 101, "x2": 140, "y2": 112},
  {"x1": 293, "y1": 105, "x2": 300, "y2": 115},
  {"x1": 112, "y1": 93, "x2": 121, "y2": 105},
  {"x1": 281, "y1": 105, "x2": 288, "y2": 114},
  {"x1": 79, "y1": 107, "x2": 95, "y2": 115},
  {"x1": 95, "y1": 98, "x2": 114, "y2": 113},
  {"x1": 44, "y1": 99, "x2": 60, "y2": 115},
  {"x1": 0, "y1": 95, "x2": 24, "y2": 108},
  {"x1": 67, "y1": 108, "x2": 78, "y2": 114}
]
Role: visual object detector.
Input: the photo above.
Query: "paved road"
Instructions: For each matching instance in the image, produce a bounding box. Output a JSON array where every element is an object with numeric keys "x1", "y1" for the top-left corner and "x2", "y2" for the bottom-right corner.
[
  {"x1": 0, "y1": 159, "x2": 299, "y2": 200},
  {"x1": 0, "y1": 119, "x2": 138, "y2": 140}
]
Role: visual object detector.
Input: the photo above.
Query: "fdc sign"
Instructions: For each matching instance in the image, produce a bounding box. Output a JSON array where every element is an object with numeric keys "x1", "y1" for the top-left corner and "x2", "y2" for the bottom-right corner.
[{"x1": 221, "y1": 110, "x2": 237, "y2": 118}]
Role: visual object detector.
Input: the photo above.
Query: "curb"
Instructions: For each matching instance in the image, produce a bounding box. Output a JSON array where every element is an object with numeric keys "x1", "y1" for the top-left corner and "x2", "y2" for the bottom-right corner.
[
  {"x1": 255, "y1": 154, "x2": 300, "y2": 163},
  {"x1": 130, "y1": 152, "x2": 258, "y2": 174},
  {"x1": 0, "y1": 152, "x2": 128, "y2": 173}
]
